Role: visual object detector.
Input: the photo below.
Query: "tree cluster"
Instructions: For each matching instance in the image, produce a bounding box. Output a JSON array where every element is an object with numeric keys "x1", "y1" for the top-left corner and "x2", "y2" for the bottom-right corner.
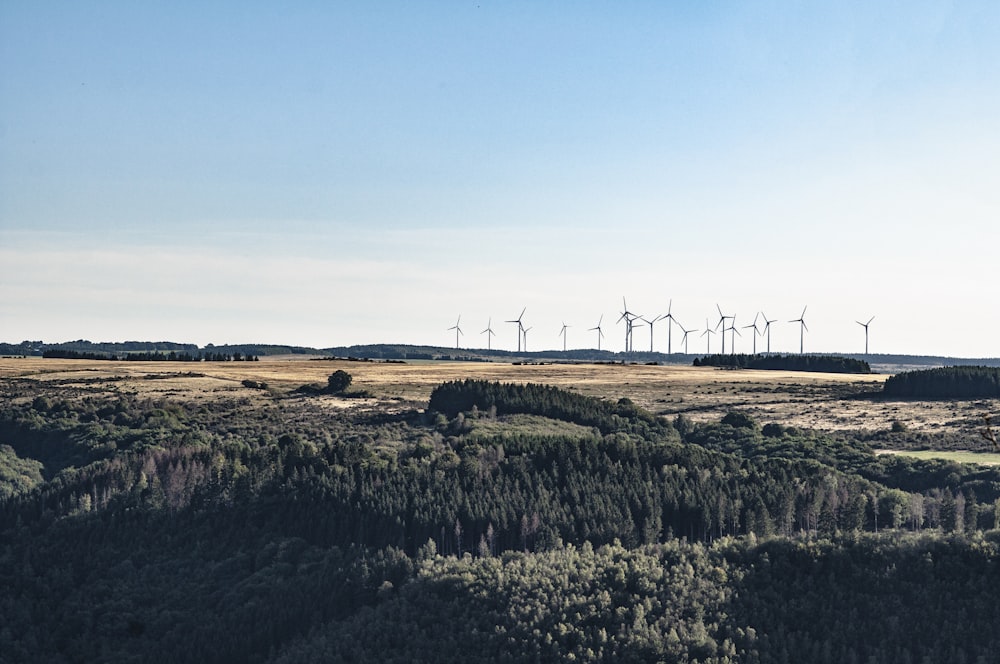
[
  {"x1": 429, "y1": 379, "x2": 663, "y2": 435},
  {"x1": 41, "y1": 349, "x2": 259, "y2": 362},
  {"x1": 883, "y1": 365, "x2": 1000, "y2": 398},
  {"x1": 694, "y1": 353, "x2": 871, "y2": 374}
]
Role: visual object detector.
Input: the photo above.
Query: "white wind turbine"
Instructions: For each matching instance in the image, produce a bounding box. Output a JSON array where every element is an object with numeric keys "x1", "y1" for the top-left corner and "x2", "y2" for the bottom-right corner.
[
  {"x1": 481, "y1": 318, "x2": 496, "y2": 350},
  {"x1": 715, "y1": 304, "x2": 733, "y2": 355},
  {"x1": 641, "y1": 314, "x2": 666, "y2": 353},
  {"x1": 760, "y1": 312, "x2": 777, "y2": 353},
  {"x1": 679, "y1": 323, "x2": 697, "y2": 354},
  {"x1": 742, "y1": 313, "x2": 761, "y2": 355},
  {"x1": 506, "y1": 307, "x2": 526, "y2": 352},
  {"x1": 662, "y1": 299, "x2": 679, "y2": 354},
  {"x1": 700, "y1": 317, "x2": 716, "y2": 354},
  {"x1": 447, "y1": 315, "x2": 463, "y2": 349},
  {"x1": 790, "y1": 306, "x2": 808, "y2": 354},
  {"x1": 618, "y1": 297, "x2": 641, "y2": 353},
  {"x1": 857, "y1": 316, "x2": 875, "y2": 355},
  {"x1": 589, "y1": 315, "x2": 606, "y2": 351}
]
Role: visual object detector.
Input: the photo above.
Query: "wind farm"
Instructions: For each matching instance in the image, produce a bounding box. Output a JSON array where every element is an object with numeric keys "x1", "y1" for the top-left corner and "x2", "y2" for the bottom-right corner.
[
  {"x1": 375, "y1": 294, "x2": 998, "y2": 376},
  {"x1": 323, "y1": 294, "x2": 995, "y2": 372}
]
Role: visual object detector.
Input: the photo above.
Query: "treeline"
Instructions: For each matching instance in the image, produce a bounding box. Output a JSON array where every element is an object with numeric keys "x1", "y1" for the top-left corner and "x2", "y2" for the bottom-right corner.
[
  {"x1": 693, "y1": 353, "x2": 871, "y2": 373},
  {"x1": 429, "y1": 379, "x2": 663, "y2": 435},
  {"x1": 3, "y1": 340, "x2": 317, "y2": 357},
  {"x1": 42, "y1": 349, "x2": 259, "y2": 362},
  {"x1": 884, "y1": 365, "x2": 1000, "y2": 398}
]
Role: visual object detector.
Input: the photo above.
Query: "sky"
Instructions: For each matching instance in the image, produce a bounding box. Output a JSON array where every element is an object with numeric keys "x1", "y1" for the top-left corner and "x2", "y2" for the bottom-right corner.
[{"x1": 2, "y1": 2, "x2": 999, "y2": 357}]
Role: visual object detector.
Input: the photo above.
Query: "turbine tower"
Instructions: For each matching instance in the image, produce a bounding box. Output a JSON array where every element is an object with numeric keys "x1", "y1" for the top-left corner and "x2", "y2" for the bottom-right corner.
[
  {"x1": 857, "y1": 316, "x2": 875, "y2": 355},
  {"x1": 481, "y1": 318, "x2": 496, "y2": 351},
  {"x1": 589, "y1": 315, "x2": 605, "y2": 351},
  {"x1": 523, "y1": 327, "x2": 533, "y2": 352},
  {"x1": 447, "y1": 315, "x2": 463, "y2": 350},
  {"x1": 505, "y1": 307, "x2": 526, "y2": 352},
  {"x1": 790, "y1": 306, "x2": 808, "y2": 354},
  {"x1": 559, "y1": 322, "x2": 570, "y2": 352},
  {"x1": 760, "y1": 312, "x2": 777, "y2": 353}
]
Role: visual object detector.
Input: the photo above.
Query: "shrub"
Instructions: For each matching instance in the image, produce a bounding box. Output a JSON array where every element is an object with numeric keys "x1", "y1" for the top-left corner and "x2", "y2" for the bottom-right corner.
[
  {"x1": 327, "y1": 370, "x2": 353, "y2": 394},
  {"x1": 722, "y1": 411, "x2": 758, "y2": 430}
]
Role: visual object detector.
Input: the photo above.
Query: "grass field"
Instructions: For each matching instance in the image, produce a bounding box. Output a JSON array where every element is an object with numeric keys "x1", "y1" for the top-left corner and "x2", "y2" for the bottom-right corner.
[
  {"x1": 875, "y1": 449, "x2": 1000, "y2": 466},
  {"x1": 2, "y1": 356, "x2": 998, "y2": 438}
]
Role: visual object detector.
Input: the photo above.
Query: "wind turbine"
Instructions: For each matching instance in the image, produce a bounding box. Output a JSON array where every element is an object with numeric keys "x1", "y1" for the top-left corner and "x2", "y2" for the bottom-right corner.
[
  {"x1": 641, "y1": 314, "x2": 666, "y2": 353},
  {"x1": 559, "y1": 322, "x2": 570, "y2": 352},
  {"x1": 523, "y1": 327, "x2": 533, "y2": 352},
  {"x1": 679, "y1": 324, "x2": 697, "y2": 354},
  {"x1": 481, "y1": 318, "x2": 496, "y2": 350},
  {"x1": 857, "y1": 316, "x2": 875, "y2": 355},
  {"x1": 447, "y1": 315, "x2": 463, "y2": 349},
  {"x1": 715, "y1": 304, "x2": 733, "y2": 355},
  {"x1": 727, "y1": 316, "x2": 742, "y2": 354},
  {"x1": 618, "y1": 297, "x2": 641, "y2": 353},
  {"x1": 505, "y1": 307, "x2": 526, "y2": 352},
  {"x1": 790, "y1": 306, "x2": 808, "y2": 354},
  {"x1": 760, "y1": 312, "x2": 776, "y2": 353},
  {"x1": 742, "y1": 313, "x2": 761, "y2": 354},
  {"x1": 588, "y1": 315, "x2": 606, "y2": 351},
  {"x1": 700, "y1": 317, "x2": 716, "y2": 354},
  {"x1": 662, "y1": 299, "x2": 679, "y2": 354}
]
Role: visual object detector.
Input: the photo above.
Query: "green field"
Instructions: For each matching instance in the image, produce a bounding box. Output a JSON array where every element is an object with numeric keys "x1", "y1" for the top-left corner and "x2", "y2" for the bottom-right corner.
[{"x1": 877, "y1": 449, "x2": 1000, "y2": 466}]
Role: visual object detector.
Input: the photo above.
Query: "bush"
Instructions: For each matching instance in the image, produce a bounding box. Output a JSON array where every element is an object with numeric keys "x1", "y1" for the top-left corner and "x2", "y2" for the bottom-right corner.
[
  {"x1": 762, "y1": 423, "x2": 785, "y2": 438},
  {"x1": 327, "y1": 371, "x2": 353, "y2": 394},
  {"x1": 722, "y1": 411, "x2": 758, "y2": 430}
]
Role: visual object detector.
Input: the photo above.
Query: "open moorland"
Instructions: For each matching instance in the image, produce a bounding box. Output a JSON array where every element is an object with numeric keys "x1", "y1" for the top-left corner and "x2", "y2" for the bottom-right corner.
[{"x1": 4, "y1": 355, "x2": 996, "y2": 441}]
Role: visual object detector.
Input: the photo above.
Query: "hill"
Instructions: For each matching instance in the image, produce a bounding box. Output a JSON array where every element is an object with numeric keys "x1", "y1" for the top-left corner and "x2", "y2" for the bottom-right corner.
[{"x1": 4, "y1": 363, "x2": 1000, "y2": 661}]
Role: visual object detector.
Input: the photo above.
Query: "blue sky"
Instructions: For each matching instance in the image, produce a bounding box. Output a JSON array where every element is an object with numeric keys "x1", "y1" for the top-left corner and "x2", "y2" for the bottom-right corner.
[{"x1": 2, "y1": 2, "x2": 999, "y2": 356}]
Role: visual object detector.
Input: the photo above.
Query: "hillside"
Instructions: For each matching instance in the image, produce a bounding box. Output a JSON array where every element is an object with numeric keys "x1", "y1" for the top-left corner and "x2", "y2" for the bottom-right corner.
[{"x1": 3, "y1": 362, "x2": 1000, "y2": 661}]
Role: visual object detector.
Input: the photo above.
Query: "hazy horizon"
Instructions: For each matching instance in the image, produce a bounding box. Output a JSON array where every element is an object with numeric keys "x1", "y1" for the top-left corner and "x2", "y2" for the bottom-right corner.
[{"x1": 3, "y1": 3, "x2": 998, "y2": 357}]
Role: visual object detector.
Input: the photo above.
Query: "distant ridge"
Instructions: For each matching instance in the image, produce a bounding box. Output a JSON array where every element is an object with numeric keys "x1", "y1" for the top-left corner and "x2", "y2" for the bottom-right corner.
[
  {"x1": 3, "y1": 340, "x2": 999, "y2": 373},
  {"x1": 0, "y1": 340, "x2": 327, "y2": 357}
]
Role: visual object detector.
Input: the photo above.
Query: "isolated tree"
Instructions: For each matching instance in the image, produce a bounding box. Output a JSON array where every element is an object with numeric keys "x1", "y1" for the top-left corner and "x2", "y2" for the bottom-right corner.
[{"x1": 327, "y1": 370, "x2": 353, "y2": 394}]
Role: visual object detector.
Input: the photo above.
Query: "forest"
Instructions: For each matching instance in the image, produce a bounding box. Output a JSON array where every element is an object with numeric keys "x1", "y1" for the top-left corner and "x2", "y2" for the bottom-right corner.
[
  {"x1": 2, "y1": 370, "x2": 1000, "y2": 662},
  {"x1": 693, "y1": 353, "x2": 871, "y2": 374},
  {"x1": 41, "y1": 350, "x2": 260, "y2": 362},
  {"x1": 883, "y1": 365, "x2": 1000, "y2": 398}
]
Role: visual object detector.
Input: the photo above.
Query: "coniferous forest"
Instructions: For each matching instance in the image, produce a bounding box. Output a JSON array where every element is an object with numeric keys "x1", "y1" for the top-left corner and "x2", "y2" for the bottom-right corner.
[
  {"x1": 883, "y1": 365, "x2": 1000, "y2": 398},
  {"x1": 3, "y1": 371, "x2": 1000, "y2": 663},
  {"x1": 693, "y1": 353, "x2": 871, "y2": 374}
]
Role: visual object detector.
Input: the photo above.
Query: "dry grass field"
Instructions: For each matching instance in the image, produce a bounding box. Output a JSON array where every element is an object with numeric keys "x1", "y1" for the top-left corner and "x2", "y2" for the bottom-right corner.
[{"x1": 4, "y1": 356, "x2": 998, "y2": 440}]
